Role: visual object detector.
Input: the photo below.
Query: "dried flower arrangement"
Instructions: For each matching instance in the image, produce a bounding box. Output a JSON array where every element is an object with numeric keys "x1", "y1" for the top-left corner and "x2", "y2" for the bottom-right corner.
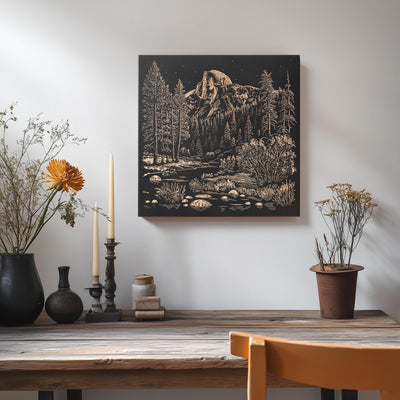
[
  {"x1": 0, "y1": 104, "x2": 86, "y2": 254},
  {"x1": 314, "y1": 183, "x2": 377, "y2": 270}
]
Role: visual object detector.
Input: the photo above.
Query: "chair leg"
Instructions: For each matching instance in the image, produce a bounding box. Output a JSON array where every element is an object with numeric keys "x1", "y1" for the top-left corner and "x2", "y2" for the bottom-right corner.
[
  {"x1": 342, "y1": 390, "x2": 358, "y2": 400},
  {"x1": 67, "y1": 389, "x2": 83, "y2": 400},
  {"x1": 380, "y1": 391, "x2": 400, "y2": 400},
  {"x1": 38, "y1": 392, "x2": 54, "y2": 400},
  {"x1": 321, "y1": 388, "x2": 335, "y2": 400}
]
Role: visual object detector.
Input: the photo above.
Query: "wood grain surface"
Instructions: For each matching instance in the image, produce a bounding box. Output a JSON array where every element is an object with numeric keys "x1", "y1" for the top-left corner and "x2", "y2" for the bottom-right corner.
[{"x1": 0, "y1": 310, "x2": 398, "y2": 391}]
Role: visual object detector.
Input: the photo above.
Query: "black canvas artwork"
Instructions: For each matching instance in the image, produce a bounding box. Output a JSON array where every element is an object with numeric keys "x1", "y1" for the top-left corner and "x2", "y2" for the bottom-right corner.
[{"x1": 139, "y1": 55, "x2": 300, "y2": 217}]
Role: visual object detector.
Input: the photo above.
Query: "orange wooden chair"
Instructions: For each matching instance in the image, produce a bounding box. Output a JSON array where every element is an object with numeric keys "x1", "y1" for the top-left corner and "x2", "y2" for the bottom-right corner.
[{"x1": 230, "y1": 331, "x2": 400, "y2": 400}]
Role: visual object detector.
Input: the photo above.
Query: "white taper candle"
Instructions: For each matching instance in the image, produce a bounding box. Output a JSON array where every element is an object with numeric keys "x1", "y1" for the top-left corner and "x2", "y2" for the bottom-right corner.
[
  {"x1": 92, "y1": 202, "x2": 99, "y2": 284},
  {"x1": 108, "y1": 154, "x2": 115, "y2": 239}
]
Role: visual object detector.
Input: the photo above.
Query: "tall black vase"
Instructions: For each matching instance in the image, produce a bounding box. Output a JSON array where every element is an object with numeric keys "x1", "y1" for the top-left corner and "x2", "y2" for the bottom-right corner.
[
  {"x1": 0, "y1": 253, "x2": 44, "y2": 325},
  {"x1": 45, "y1": 266, "x2": 83, "y2": 324}
]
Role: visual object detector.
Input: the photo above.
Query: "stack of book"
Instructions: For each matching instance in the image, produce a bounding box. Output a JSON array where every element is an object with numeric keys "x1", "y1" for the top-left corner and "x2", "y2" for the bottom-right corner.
[{"x1": 134, "y1": 296, "x2": 165, "y2": 320}]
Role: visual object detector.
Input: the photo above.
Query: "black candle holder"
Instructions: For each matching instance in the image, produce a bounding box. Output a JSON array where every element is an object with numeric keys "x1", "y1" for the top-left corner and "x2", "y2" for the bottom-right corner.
[{"x1": 85, "y1": 238, "x2": 121, "y2": 323}]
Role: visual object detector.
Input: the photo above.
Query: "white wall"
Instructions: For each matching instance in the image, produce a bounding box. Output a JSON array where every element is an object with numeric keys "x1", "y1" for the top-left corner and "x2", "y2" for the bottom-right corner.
[{"x1": 1, "y1": 0, "x2": 399, "y2": 399}]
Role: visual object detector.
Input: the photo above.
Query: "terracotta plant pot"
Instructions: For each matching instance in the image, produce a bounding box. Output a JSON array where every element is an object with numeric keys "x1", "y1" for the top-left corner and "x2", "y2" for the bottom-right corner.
[{"x1": 310, "y1": 264, "x2": 364, "y2": 319}]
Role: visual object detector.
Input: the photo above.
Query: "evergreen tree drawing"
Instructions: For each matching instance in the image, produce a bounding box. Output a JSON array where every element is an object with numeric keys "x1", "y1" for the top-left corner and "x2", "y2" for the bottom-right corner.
[
  {"x1": 238, "y1": 127, "x2": 243, "y2": 143},
  {"x1": 244, "y1": 115, "x2": 253, "y2": 143},
  {"x1": 190, "y1": 121, "x2": 202, "y2": 157},
  {"x1": 142, "y1": 61, "x2": 170, "y2": 164},
  {"x1": 172, "y1": 79, "x2": 190, "y2": 161},
  {"x1": 259, "y1": 70, "x2": 278, "y2": 137},
  {"x1": 160, "y1": 90, "x2": 173, "y2": 161},
  {"x1": 230, "y1": 112, "x2": 238, "y2": 141},
  {"x1": 277, "y1": 72, "x2": 296, "y2": 135},
  {"x1": 223, "y1": 121, "x2": 231, "y2": 148},
  {"x1": 211, "y1": 118, "x2": 219, "y2": 151}
]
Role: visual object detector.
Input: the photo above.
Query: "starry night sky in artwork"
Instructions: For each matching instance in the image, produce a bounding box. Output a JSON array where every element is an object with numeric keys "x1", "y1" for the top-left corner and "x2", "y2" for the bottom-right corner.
[{"x1": 139, "y1": 55, "x2": 300, "y2": 96}]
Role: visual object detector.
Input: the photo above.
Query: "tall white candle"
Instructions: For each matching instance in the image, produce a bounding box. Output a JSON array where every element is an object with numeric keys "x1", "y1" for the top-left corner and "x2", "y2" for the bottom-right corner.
[
  {"x1": 108, "y1": 153, "x2": 115, "y2": 239},
  {"x1": 92, "y1": 202, "x2": 99, "y2": 285}
]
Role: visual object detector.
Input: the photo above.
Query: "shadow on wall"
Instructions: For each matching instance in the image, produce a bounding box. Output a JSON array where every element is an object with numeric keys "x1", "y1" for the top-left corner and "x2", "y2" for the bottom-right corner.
[
  {"x1": 299, "y1": 64, "x2": 311, "y2": 227},
  {"x1": 131, "y1": 221, "x2": 194, "y2": 309},
  {"x1": 364, "y1": 204, "x2": 400, "y2": 322}
]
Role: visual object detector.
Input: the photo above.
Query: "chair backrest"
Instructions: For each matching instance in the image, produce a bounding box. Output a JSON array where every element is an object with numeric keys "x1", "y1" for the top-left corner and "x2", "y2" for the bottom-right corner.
[{"x1": 230, "y1": 331, "x2": 400, "y2": 400}]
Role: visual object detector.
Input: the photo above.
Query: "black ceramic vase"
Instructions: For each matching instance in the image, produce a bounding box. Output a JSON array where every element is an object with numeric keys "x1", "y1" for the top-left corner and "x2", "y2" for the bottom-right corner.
[
  {"x1": 45, "y1": 266, "x2": 83, "y2": 324},
  {"x1": 0, "y1": 253, "x2": 44, "y2": 325}
]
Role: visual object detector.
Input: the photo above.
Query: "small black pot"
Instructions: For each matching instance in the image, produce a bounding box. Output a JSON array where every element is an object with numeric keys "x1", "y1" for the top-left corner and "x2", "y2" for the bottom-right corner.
[
  {"x1": 0, "y1": 253, "x2": 44, "y2": 325},
  {"x1": 45, "y1": 266, "x2": 83, "y2": 324}
]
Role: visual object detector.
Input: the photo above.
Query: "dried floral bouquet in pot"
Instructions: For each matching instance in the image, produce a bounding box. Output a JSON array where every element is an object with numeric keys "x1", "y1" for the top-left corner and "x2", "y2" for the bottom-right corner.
[
  {"x1": 314, "y1": 183, "x2": 377, "y2": 270},
  {"x1": 0, "y1": 104, "x2": 88, "y2": 324},
  {"x1": 311, "y1": 183, "x2": 378, "y2": 319}
]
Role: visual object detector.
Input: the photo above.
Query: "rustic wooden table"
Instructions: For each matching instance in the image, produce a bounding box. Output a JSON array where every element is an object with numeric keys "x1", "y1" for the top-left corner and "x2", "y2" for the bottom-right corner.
[{"x1": 0, "y1": 310, "x2": 399, "y2": 400}]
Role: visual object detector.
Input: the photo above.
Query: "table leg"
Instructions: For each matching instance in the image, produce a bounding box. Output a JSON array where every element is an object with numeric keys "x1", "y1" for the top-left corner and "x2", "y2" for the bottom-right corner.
[
  {"x1": 321, "y1": 388, "x2": 335, "y2": 400},
  {"x1": 342, "y1": 390, "x2": 358, "y2": 400},
  {"x1": 67, "y1": 389, "x2": 83, "y2": 400},
  {"x1": 38, "y1": 392, "x2": 54, "y2": 400}
]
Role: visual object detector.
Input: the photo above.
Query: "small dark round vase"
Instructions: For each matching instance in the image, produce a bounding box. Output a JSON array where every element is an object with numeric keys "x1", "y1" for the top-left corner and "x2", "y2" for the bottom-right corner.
[
  {"x1": 45, "y1": 266, "x2": 83, "y2": 324},
  {"x1": 0, "y1": 253, "x2": 44, "y2": 325}
]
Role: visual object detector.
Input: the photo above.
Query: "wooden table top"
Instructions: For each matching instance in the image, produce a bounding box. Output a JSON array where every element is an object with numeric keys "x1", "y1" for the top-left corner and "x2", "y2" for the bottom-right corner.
[{"x1": 0, "y1": 310, "x2": 399, "y2": 391}]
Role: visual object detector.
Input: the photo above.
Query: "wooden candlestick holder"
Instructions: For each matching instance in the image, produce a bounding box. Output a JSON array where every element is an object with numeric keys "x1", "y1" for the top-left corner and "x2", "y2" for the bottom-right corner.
[{"x1": 85, "y1": 238, "x2": 121, "y2": 322}]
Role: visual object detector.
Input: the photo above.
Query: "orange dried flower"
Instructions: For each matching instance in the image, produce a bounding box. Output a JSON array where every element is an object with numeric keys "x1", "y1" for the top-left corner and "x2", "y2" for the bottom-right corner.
[{"x1": 43, "y1": 159, "x2": 84, "y2": 194}]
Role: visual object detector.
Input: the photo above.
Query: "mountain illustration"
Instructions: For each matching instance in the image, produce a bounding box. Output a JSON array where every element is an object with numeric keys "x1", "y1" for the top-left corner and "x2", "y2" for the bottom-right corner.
[
  {"x1": 185, "y1": 70, "x2": 260, "y2": 119},
  {"x1": 139, "y1": 56, "x2": 299, "y2": 217}
]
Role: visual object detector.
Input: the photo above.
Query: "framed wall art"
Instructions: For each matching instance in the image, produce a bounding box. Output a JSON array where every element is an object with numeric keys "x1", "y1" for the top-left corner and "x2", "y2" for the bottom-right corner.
[{"x1": 139, "y1": 55, "x2": 300, "y2": 217}]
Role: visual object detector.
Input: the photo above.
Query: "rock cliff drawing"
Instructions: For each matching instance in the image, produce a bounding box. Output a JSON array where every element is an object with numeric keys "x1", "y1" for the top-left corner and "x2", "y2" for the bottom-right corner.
[{"x1": 139, "y1": 55, "x2": 300, "y2": 217}]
